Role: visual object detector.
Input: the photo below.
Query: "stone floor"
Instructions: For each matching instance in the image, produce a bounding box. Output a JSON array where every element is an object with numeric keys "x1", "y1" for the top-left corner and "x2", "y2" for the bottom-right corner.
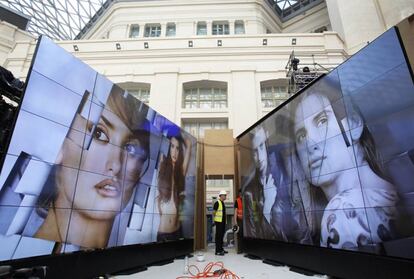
[{"x1": 112, "y1": 246, "x2": 328, "y2": 279}]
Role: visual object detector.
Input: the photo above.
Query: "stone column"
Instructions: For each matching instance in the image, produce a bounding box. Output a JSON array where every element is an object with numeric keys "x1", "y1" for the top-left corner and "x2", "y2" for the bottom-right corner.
[
  {"x1": 230, "y1": 69, "x2": 259, "y2": 136},
  {"x1": 325, "y1": 0, "x2": 385, "y2": 54}
]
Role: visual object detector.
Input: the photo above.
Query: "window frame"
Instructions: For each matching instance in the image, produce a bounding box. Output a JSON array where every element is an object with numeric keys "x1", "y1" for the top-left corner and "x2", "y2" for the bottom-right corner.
[
  {"x1": 129, "y1": 24, "x2": 140, "y2": 38},
  {"x1": 144, "y1": 24, "x2": 162, "y2": 37},
  {"x1": 212, "y1": 21, "x2": 230, "y2": 35},
  {"x1": 197, "y1": 21, "x2": 207, "y2": 35},
  {"x1": 260, "y1": 85, "x2": 288, "y2": 108},
  {"x1": 183, "y1": 87, "x2": 228, "y2": 109},
  {"x1": 166, "y1": 22, "x2": 176, "y2": 37},
  {"x1": 234, "y1": 20, "x2": 245, "y2": 35}
]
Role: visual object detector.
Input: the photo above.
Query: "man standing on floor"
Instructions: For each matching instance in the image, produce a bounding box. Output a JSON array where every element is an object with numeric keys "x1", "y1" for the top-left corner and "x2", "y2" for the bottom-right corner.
[
  {"x1": 213, "y1": 190, "x2": 228, "y2": 256},
  {"x1": 234, "y1": 189, "x2": 243, "y2": 253}
]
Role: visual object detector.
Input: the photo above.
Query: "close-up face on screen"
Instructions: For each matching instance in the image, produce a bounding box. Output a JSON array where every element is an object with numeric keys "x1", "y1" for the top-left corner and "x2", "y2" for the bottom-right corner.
[
  {"x1": 239, "y1": 27, "x2": 414, "y2": 260},
  {"x1": 0, "y1": 37, "x2": 196, "y2": 261}
]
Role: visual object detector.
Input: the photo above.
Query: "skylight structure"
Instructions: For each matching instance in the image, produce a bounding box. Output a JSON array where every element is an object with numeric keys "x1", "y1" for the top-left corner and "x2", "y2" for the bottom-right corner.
[
  {"x1": 0, "y1": 0, "x2": 326, "y2": 40},
  {"x1": 0, "y1": 0, "x2": 112, "y2": 40},
  {"x1": 267, "y1": 0, "x2": 325, "y2": 21}
]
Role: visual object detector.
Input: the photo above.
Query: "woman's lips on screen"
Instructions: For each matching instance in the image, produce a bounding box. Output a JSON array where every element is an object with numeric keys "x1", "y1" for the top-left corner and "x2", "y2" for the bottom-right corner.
[
  {"x1": 309, "y1": 156, "x2": 326, "y2": 170},
  {"x1": 95, "y1": 178, "x2": 121, "y2": 198}
]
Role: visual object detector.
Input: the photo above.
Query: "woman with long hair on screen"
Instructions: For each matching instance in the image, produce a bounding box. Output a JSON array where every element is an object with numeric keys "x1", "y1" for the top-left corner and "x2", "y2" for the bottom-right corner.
[
  {"x1": 156, "y1": 131, "x2": 192, "y2": 241},
  {"x1": 291, "y1": 78, "x2": 399, "y2": 250},
  {"x1": 34, "y1": 85, "x2": 150, "y2": 249}
]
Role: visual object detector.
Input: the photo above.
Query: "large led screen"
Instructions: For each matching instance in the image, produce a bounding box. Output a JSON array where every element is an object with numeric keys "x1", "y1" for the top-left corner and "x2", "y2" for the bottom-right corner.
[
  {"x1": 0, "y1": 37, "x2": 197, "y2": 260},
  {"x1": 238, "y1": 27, "x2": 414, "y2": 260}
]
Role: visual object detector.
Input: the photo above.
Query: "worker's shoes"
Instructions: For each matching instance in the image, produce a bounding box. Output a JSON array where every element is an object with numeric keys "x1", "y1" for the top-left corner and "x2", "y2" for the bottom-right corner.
[
  {"x1": 222, "y1": 250, "x2": 228, "y2": 254},
  {"x1": 215, "y1": 251, "x2": 225, "y2": 256}
]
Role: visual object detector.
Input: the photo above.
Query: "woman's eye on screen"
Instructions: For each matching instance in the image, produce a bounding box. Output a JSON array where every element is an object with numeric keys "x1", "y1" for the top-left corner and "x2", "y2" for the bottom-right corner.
[
  {"x1": 125, "y1": 143, "x2": 147, "y2": 160},
  {"x1": 93, "y1": 126, "x2": 109, "y2": 143},
  {"x1": 296, "y1": 130, "x2": 306, "y2": 144},
  {"x1": 316, "y1": 113, "x2": 328, "y2": 128}
]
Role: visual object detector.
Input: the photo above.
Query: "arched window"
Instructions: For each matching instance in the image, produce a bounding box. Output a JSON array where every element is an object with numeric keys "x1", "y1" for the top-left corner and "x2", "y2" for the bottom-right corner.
[
  {"x1": 182, "y1": 80, "x2": 227, "y2": 109},
  {"x1": 117, "y1": 82, "x2": 151, "y2": 104},
  {"x1": 260, "y1": 79, "x2": 289, "y2": 108}
]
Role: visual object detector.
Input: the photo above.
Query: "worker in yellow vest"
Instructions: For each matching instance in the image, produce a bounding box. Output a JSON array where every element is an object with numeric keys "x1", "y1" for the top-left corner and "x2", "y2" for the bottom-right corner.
[{"x1": 213, "y1": 190, "x2": 227, "y2": 256}]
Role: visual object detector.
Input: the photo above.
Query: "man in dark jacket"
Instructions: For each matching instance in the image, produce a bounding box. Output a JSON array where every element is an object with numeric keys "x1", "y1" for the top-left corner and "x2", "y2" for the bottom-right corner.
[
  {"x1": 243, "y1": 127, "x2": 278, "y2": 239},
  {"x1": 243, "y1": 126, "x2": 313, "y2": 244}
]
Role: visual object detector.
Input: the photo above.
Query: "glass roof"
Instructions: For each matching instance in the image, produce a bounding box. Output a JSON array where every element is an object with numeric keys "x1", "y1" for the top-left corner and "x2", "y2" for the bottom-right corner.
[
  {"x1": 276, "y1": 0, "x2": 299, "y2": 10},
  {"x1": 268, "y1": 0, "x2": 325, "y2": 21},
  {"x1": 0, "y1": 0, "x2": 325, "y2": 40},
  {"x1": 0, "y1": 0, "x2": 111, "y2": 40}
]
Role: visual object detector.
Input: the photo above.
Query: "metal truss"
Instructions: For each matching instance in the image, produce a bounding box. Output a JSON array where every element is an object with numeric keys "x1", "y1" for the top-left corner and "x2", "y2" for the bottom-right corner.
[{"x1": 0, "y1": 0, "x2": 112, "y2": 40}]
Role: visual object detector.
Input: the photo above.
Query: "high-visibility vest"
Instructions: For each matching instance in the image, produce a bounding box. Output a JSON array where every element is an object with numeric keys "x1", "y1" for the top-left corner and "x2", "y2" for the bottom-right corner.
[
  {"x1": 214, "y1": 200, "x2": 224, "y2": 222},
  {"x1": 236, "y1": 197, "x2": 243, "y2": 220}
]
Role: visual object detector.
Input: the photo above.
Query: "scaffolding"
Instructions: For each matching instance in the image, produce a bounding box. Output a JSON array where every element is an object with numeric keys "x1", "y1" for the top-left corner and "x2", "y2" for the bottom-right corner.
[
  {"x1": 285, "y1": 51, "x2": 336, "y2": 94},
  {"x1": 0, "y1": 66, "x2": 23, "y2": 172}
]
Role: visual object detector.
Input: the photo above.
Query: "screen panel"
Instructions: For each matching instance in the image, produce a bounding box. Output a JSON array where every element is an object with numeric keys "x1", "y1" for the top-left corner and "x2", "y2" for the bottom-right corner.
[
  {"x1": 0, "y1": 36, "x2": 197, "y2": 260},
  {"x1": 239, "y1": 27, "x2": 414, "y2": 260}
]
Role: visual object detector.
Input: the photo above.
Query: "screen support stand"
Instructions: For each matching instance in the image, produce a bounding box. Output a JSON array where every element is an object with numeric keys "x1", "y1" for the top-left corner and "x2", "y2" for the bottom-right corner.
[
  {"x1": 151, "y1": 259, "x2": 174, "y2": 266},
  {"x1": 262, "y1": 259, "x2": 285, "y2": 266},
  {"x1": 289, "y1": 266, "x2": 319, "y2": 276},
  {"x1": 111, "y1": 265, "x2": 148, "y2": 276},
  {"x1": 244, "y1": 254, "x2": 261, "y2": 260},
  {"x1": 176, "y1": 254, "x2": 193, "y2": 259}
]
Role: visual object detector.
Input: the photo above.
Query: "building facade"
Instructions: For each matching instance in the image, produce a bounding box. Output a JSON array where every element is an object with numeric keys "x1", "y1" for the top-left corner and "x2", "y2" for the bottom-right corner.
[{"x1": 2, "y1": 0, "x2": 413, "y2": 137}]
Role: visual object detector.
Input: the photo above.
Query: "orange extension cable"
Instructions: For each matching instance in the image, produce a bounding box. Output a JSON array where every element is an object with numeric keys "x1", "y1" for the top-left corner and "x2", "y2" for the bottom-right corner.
[{"x1": 176, "y1": 261, "x2": 240, "y2": 279}]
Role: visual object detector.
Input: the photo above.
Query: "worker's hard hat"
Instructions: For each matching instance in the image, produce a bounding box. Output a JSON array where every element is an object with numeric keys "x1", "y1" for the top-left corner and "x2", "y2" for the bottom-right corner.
[{"x1": 218, "y1": 190, "x2": 227, "y2": 196}]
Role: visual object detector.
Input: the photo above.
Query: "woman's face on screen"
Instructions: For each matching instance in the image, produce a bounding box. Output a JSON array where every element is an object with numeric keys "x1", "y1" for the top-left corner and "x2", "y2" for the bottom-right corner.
[
  {"x1": 56, "y1": 108, "x2": 147, "y2": 220},
  {"x1": 170, "y1": 137, "x2": 180, "y2": 164},
  {"x1": 293, "y1": 94, "x2": 355, "y2": 188}
]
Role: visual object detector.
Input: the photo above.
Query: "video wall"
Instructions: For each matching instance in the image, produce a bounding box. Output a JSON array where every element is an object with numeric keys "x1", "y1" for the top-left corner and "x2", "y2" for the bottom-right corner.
[
  {"x1": 238, "y1": 27, "x2": 414, "y2": 260},
  {"x1": 0, "y1": 37, "x2": 197, "y2": 260}
]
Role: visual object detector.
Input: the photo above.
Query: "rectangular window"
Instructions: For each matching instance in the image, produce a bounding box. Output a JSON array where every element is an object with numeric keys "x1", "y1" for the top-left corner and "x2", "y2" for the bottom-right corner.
[
  {"x1": 183, "y1": 88, "x2": 228, "y2": 109},
  {"x1": 197, "y1": 22, "x2": 207, "y2": 35},
  {"x1": 166, "y1": 23, "x2": 176, "y2": 37},
  {"x1": 234, "y1": 21, "x2": 245, "y2": 35},
  {"x1": 144, "y1": 24, "x2": 161, "y2": 37},
  {"x1": 212, "y1": 22, "x2": 229, "y2": 35},
  {"x1": 129, "y1": 24, "x2": 140, "y2": 38}
]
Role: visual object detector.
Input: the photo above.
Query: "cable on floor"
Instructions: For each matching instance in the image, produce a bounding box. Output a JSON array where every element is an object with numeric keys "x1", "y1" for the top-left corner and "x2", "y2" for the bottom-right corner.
[{"x1": 176, "y1": 261, "x2": 240, "y2": 279}]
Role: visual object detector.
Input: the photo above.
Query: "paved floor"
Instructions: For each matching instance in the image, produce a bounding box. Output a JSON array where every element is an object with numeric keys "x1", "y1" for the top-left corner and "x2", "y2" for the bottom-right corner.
[{"x1": 112, "y1": 246, "x2": 328, "y2": 279}]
